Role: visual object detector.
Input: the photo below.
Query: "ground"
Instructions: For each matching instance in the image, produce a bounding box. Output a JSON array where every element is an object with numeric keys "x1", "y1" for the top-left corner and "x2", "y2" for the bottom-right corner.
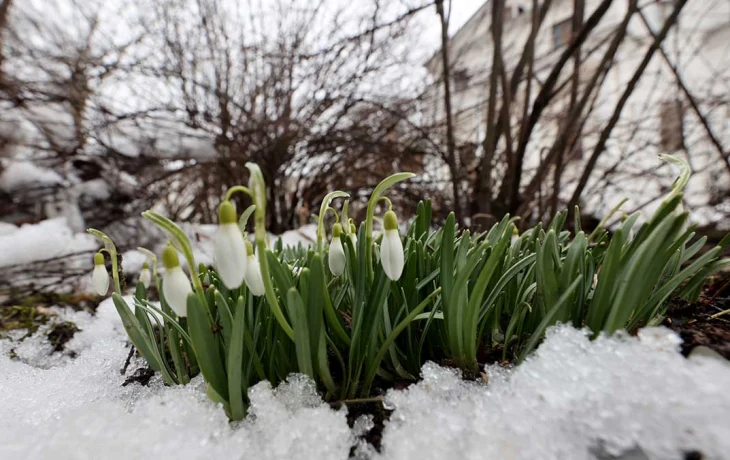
[{"x1": 1, "y1": 290, "x2": 729, "y2": 459}]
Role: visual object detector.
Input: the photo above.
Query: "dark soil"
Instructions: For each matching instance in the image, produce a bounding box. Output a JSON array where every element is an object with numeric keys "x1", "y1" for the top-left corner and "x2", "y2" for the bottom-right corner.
[
  {"x1": 122, "y1": 367, "x2": 155, "y2": 387},
  {"x1": 0, "y1": 291, "x2": 100, "y2": 357},
  {"x1": 47, "y1": 321, "x2": 81, "y2": 353},
  {"x1": 330, "y1": 397, "x2": 391, "y2": 455},
  {"x1": 663, "y1": 274, "x2": 730, "y2": 360}
]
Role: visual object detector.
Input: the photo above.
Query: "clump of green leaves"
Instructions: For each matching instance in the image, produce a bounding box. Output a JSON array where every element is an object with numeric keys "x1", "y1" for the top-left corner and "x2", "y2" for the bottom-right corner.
[{"x1": 88, "y1": 156, "x2": 728, "y2": 420}]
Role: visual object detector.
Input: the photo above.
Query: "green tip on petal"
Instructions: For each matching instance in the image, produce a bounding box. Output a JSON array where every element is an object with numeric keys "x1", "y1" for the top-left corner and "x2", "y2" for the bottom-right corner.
[
  {"x1": 161, "y1": 245, "x2": 180, "y2": 270},
  {"x1": 94, "y1": 252, "x2": 105, "y2": 266},
  {"x1": 245, "y1": 239, "x2": 254, "y2": 256},
  {"x1": 384, "y1": 210, "x2": 398, "y2": 231},
  {"x1": 142, "y1": 261, "x2": 149, "y2": 269},
  {"x1": 332, "y1": 223, "x2": 343, "y2": 238},
  {"x1": 218, "y1": 200, "x2": 237, "y2": 225}
]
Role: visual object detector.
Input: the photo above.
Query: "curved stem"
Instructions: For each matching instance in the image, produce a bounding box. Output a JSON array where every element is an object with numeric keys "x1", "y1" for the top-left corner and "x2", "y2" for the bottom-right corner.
[
  {"x1": 326, "y1": 206, "x2": 340, "y2": 224},
  {"x1": 364, "y1": 173, "x2": 415, "y2": 278},
  {"x1": 246, "y1": 162, "x2": 295, "y2": 340},
  {"x1": 137, "y1": 247, "x2": 161, "y2": 293},
  {"x1": 377, "y1": 196, "x2": 393, "y2": 211},
  {"x1": 225, "y1": 185, "x2": 254, "y2": 202},
  {"x1": 342, "y1": 200, "x2": 350, "y2": 235},
  {"x1": 141, "y1": 211, "x2": 204, "y2": 299},
  {"x1": 87, "y1": 229, "x2": 122, "y2": 295},
  {"x1": 317, "y1": 191, "x2": 350, "y2": 251}
]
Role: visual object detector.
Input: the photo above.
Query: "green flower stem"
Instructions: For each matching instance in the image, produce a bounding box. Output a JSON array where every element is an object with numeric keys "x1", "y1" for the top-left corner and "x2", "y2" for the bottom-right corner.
[
  {"x1": 377, "y1": 196, "x2": 393, "y2": 211},
  {"x1": 225, "y1": 185, "x2": 254, "y2": 202},
  {"x1": 137, "y1": 246, "x2": 188, "y2": 383},
  {"x1": 87, "y1": 229, "x2": 122, "y2": 294},
  {"x1": 364, "y1": 173, "x2": 415, "y2": 276},
  {"x1": 342, "y1": 200, "x2": 350, "y2": 235},
  {"x1": 317, "y1": 191, "x2": 350, "y2": 251},
  {"x1": 588, "y1": 198, "x2": 627, "y2": 243},
  {"x1": 246, "y1": 162, "x2": 295, "y2": 340},
  {"x1": 137, "y1": 247, "x2": 160, "y2": 292},
  {"x1": 141, "y1": 211, "x2": 204, "y2": 301},
  {"x1": 660, "y1": 154, "x2": 690, "y2": 202}
]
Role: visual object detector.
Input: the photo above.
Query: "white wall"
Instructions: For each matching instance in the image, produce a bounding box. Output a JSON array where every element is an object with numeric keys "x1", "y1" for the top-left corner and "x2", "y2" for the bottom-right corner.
[{"x1": 424, "y1": 0, "x2": 730, "y2": 225}]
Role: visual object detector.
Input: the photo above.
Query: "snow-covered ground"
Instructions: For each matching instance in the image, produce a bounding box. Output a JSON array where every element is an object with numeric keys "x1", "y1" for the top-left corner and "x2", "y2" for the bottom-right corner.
[{"x1": 1, "y1": 297, "x2": 729, "y2": 460}]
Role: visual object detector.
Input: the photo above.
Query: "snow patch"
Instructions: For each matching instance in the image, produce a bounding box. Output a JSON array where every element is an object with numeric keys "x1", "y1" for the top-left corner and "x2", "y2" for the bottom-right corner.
[
  {"x1": 0, "y1": 161, "x2": 64, "y2": 192},
  {"x1": 377, "y1": 327, "x2": 730, "y2": 460},
  {"x1": 0, "y1": 217, "x2": 96, "y2": 268},
  {"x1": 274, "y1": 224, "x2": 317, "y2": 249},
  {"x1": 1, "y1": 300, "x2": 729, "y2": 459}
]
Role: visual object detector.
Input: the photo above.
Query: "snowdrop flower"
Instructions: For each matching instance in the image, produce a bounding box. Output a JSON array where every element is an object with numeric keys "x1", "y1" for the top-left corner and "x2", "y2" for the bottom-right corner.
[
  {"x1": 139, "y1": 262, "x2": 152, "y2": 289},
  {"x1": 243, "y1": 241, "x2": 265, "y2": 296},
  {"x1": 161, "y1": 245, "x2": 192, "y2": 317},
  {"x1": 381, "y1": 210, "x2": 404, "y2": 281},
  {"x1": 349, "y1": 221, "x2": 358, "y2": 248},
  {"x1": 214, "y1": 200, "x2": 248, "y2": 289},
  {"x1": 328, "y1": 223, "x2": 346, "y2": 276},
  {"x1": 92, "y1": 252, "x2": 109, "y2": 295}
]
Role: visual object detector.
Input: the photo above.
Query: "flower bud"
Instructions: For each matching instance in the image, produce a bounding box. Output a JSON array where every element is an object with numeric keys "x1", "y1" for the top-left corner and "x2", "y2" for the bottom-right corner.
[
  {"x1": 161, "y1": 245, "x2": 192, "y2": 317},
  {"x1": 139, "y1": 262, "x2": 152, "y2": 289},
  {"x1": 243, "y1": 240, "x2": 265, "y2": 296},
  {"x1": 349, "y1": 221, "x2": 358, "y2": 248},
  {"x1": 381, "y1": 210, "x2": 404, "y2": 281},
  {"x1": 92, "y1": 252, "x2": 109, "y2": 295},
  {"x1": 328, "y1": 223, "x2": 346, "y2": 276},
  {"x1": 214, "y1": 200, "x2": 248, "y2": 289}
]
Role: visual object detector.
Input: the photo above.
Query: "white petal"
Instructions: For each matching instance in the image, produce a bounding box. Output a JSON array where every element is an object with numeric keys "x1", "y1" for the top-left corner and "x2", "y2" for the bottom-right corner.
[
  {"x1": 214, "y1": 223, "x2": 248, "y2": 289},
  {"x1": 350, "y1": 233, "x2": 358, "y2": 249},
  {"x1": 163, "y1": 267, "x2": 193, "y2": 317},
  {"x1": 92, "y1": 265, "x2": 109, "y2": 295},
  {"x1": 328, "y1": 237, "x2": 346, "y2": 276},
  {"x1": 139, "y1": 268, "x2": 152, "y2": 289},
  {"x1": 244, "y1": 254, "x2": 266, "y2": 296},
  {"x1": 381, "y1": 229, "x2": 404, "y2": 281}
]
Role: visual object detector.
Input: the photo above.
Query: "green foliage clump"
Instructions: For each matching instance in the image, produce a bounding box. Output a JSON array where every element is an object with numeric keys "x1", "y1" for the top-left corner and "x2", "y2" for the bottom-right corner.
[{"x1": 88, "y1": 158, "x2": 729, "y2": 420}]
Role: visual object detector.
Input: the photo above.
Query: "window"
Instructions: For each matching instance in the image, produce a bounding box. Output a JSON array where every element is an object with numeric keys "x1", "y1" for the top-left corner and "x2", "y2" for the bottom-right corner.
[
  {"x1": 552, "y1": 17, "x2": 572, "y2": 49},
  {"x1": 453, "y1": 69, "x2": 470, "y2": 93},
  {"x1": 659, "y1": 100, "x2": 685, "y2": 151}
]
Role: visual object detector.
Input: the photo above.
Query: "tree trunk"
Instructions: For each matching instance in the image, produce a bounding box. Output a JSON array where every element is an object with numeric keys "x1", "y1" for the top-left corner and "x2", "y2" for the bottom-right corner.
[
  {"x1": 435, "y1": 0, "x2": 463, "y2": 224},
  {"x1": 475, "y1": 0, "x2": 505, "y2": 220},
  {"x1": 509, "y1": 0, "x2": 614, "y2": 214},
  {"x1": 550, "y1": 0, "x2": 584, "y2": 216}
]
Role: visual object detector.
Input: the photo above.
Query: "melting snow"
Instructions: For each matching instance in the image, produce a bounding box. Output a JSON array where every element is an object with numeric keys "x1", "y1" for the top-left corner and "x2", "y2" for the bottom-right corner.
[
  {"x1": 0, "y1": 161, "x2": 64, "y2": 192},
  {"x1": 1, "y1": 298, "x2": 729, "y2": 460},
  {"x1": 0, "y1": 217, "x2": 97, "y2": 269}
]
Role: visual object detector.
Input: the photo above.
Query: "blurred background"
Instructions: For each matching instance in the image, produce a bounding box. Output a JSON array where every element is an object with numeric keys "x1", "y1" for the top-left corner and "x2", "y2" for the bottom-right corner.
[{"x1": 0, "y1": 0, "x2": 728, "y2": 300}]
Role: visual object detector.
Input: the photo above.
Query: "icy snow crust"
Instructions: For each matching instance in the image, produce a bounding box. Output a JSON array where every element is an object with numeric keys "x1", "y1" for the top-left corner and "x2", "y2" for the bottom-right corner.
[{"x1": 1, "y1": 299, "x2": 729, "y2": 460}]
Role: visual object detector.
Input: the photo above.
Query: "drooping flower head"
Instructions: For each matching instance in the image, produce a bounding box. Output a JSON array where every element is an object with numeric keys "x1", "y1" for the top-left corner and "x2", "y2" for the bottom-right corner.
[
  {"x1": 214, "y1": 200, "x2": 248, "y2": 289},
  {"x1": 328, "y1": 222, "x2": 346, "y2": 276},
  {"x1": 92, "y1": 251, "x2": 109, "y2": 295},
  {"x1": 243, "y1": 240, "x2": 265, "y2": 296},
  {"x1": 139, "y1": 261, "x2": 152, "y2": 289},
  {"x1": 381, "y1": 210, "x2": 404, "y2": 281},
  {"x1": 161, "y1": 244, "x2": 192, "y2": 317}
]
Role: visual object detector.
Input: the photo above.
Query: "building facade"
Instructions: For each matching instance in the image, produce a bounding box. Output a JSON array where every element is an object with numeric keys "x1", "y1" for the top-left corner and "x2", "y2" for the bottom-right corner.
[{"x1": 424, "y1": 0, "x2": 730, "y2": 225}]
